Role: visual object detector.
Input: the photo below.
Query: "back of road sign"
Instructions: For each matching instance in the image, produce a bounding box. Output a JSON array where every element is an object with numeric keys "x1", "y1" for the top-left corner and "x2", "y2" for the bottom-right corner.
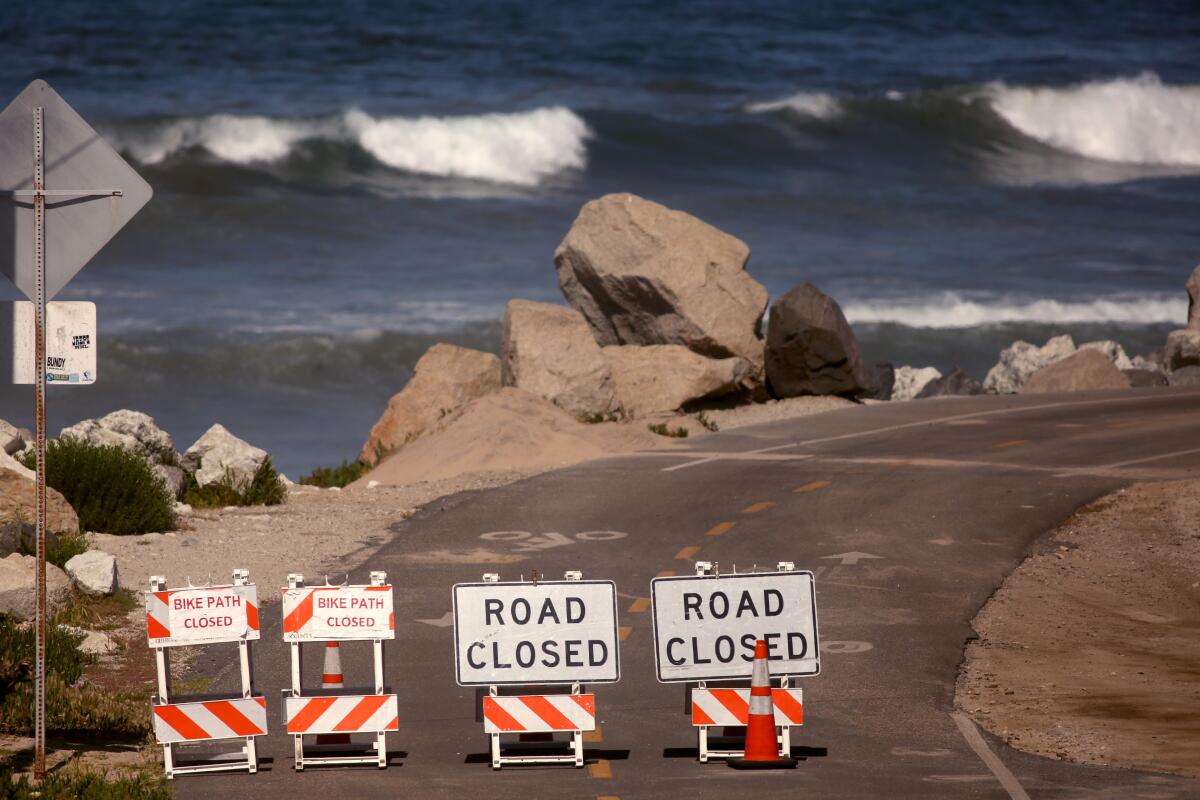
[
  {"x1": 0, "y1": 80, "x2": 152, "y2": 301},
  {"x1": 651, "y1": 571, "x2": 819, "y2": 682}
]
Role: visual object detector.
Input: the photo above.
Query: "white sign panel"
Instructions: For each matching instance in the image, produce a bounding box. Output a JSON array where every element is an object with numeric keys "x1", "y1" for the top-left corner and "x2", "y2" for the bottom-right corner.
[
  {"x1": 281, "y1": 585, "x2": 395, "y2": 641},
  {"x1": 10, "y1": 301, "x2": 96, "y2": 384},
  {"x1": 453, "y1": 580, "x2": 620, "y2": 686},
  {"x1": 651, "y1": 571, "x2": 819, "y2": 682},
  {"x1": 146, "y1": 584, "x2": 260, "y2": 648}
]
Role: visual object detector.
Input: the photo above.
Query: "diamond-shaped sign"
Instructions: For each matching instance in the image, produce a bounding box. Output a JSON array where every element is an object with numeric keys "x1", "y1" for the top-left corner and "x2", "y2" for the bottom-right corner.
[{"x1": 0, "y1": 79, "x2": 152, "y2": 301}]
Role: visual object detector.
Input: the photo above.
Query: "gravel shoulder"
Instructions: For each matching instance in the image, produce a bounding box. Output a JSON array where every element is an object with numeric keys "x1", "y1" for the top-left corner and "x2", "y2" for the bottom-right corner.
[{"x1": 958, "y1": 479, "x2": 1200, "y2": 777}]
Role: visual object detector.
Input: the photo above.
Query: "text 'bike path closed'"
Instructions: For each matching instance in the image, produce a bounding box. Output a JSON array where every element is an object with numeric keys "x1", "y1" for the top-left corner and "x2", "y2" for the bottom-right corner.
[{"x1": 146, "y1": 563, "x2": 821, "y2": 776}]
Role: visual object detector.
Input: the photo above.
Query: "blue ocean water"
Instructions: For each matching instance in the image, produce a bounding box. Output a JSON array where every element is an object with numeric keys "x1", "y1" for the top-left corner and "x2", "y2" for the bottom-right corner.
[{"x1": 1, "y1": 1, "x2": 1199, "y2": 476}]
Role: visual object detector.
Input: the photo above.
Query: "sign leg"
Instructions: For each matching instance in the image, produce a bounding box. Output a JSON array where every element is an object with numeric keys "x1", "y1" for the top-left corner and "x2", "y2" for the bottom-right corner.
[{"x1": 490, "y1": 733, "x2": 501, "y2": 770}]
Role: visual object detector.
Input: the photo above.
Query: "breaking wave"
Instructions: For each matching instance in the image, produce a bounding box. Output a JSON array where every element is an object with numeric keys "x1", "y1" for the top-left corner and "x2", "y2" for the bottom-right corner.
[
  {"x1": 745, "y1": 91, "x2": 842, "y2": 120},
  {"x1": 841, "y1": 293, "x2": 1187, "y2": 328},
  {"x1": 984, "y1": 73, "x2": 1200, "y2": 166},
  {"x1": 107, "y1": 106, "x2": 590, "y2": 186}
]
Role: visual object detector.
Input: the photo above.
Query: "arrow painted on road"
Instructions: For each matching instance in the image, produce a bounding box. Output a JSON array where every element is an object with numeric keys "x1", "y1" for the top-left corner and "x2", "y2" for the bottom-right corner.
[
  {"x1": 821, "y1": 552, "x2": 882, "y2": 566},
  {"x1": 416, "y1": 611, "x2": 453, "y2": 628}
]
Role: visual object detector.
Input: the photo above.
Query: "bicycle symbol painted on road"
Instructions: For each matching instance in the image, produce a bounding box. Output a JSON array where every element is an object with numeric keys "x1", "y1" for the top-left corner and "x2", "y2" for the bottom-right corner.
[{"x1": 479, "y1": 530, "x2": 628, "y2": 553}]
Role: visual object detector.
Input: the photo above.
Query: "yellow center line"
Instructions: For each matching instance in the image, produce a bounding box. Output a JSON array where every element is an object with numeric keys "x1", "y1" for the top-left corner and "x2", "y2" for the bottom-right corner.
[
  {"x1": 618, "y1": 626, "x2": 632, "y2": 641},
  {"x1": 742, "y1": 501, "x2": 775, "y2": 514},
  {"x1": 705, "y1": 521, "x2": 736, "y2": 537},
  {"x1": 583, "y1": 725, "x2": 604, "y2": 743},
  {"x1": 628, "y1": 597, "x2": 651, "y2": 613},
  {"x1": 991, "y1": 439, "x2": 1029, "y2": 450},
  {"x1": 655, "y1": 569, "x2": 676, "y2": 578},
  {"x1": 589, "y1": 759, "x2": 613, "y2": 779},
  {"x1": 794, "y1": 480, "x2": 832, "y2": 494},
  {"x1": 675, "y1": 545, "x2": 701, "y2": 560}
]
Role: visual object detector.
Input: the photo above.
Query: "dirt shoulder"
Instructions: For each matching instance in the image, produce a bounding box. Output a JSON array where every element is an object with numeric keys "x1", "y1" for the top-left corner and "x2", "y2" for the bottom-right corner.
[{"x1": 958, "y1": 479, "x2": 1200, "y2": 777}]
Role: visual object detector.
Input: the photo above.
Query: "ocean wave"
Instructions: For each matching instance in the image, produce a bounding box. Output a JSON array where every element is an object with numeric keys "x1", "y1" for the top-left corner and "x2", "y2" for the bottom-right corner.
[
  {"x1": 841, "y1": 293, "x2": 1187, "y2": 328},
  {"x1": 983, "y1": 73, "x2": 1200, "y2": 166},
  {"x1": 744, "y1": 91, "x2": 842, "y2": 120},
  {"x1": 107, "y1": 106, "x2": 590, "y2": 186}
]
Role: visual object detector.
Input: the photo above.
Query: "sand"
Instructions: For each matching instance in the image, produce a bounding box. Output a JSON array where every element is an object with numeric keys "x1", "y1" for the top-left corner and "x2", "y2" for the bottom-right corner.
[{"x1": 958, "y1": 479, "x2": 1200, "y2": 777}]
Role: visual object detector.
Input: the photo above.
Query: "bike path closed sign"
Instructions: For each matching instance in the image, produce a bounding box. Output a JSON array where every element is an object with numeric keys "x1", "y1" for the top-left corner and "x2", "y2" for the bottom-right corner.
[
  {"x1": 651, "y1": 571, "x2": 819, "y2": 682},
  {"x1": 282, "y1": 585, "x2": 394, "y2": 641},
  {"x1": 453, "y1": 580, "x2": 620, "y2": 686}
]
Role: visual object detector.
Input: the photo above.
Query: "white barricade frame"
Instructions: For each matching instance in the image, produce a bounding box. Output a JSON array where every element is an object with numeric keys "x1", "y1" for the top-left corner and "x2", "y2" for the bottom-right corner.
[
  {"x1": 468, "y1": 570, "x2": 607, "y2": 769},
  {"x1": 282, "y1": 572, "x2": 396, "y2": 770},
  {"x1": 661, "y1": 561, "x2": 812, "y2": 763},
  {"x1": 146, "y1": 570, "x2": 264, "y2": 779}
]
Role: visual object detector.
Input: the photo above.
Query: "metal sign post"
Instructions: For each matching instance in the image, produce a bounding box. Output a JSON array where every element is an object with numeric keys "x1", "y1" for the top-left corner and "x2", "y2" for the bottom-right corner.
[{"x1": 0, "y1": 79, "x2": 152, "y2": 779}]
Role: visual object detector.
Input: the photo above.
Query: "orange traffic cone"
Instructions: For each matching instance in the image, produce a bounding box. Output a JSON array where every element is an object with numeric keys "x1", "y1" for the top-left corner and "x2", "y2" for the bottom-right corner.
[
  {"x1": 728, "y1": 639, "x2": 796, "y2": 770},
  {"x1": 316, "y1": 642, "x2": 351, "y2": 746}
]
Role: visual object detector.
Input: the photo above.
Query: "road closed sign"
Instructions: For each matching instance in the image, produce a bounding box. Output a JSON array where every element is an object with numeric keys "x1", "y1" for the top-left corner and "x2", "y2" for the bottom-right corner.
[
  {"x1": 453, "y1": 580, "x2": 620, "y2": 686},
  {"x1": 282, "y1": 585, "x2": 395, "y2": 641},
  {"x1": 651, "y1": 571, "x2": 819, "y2": 682}
]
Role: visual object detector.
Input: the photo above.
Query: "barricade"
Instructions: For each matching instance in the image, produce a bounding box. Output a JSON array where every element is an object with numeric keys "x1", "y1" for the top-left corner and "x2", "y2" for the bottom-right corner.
[
  {"x1": 146, "y1": 570, "x2": 265, "y2": 779},
  {"x1": 454, "y1": 570, "x2": 619, "y2": 770},
  {"x1": 651, "y1": 560, "x2": 818, "y2": 763},
  {"x1": 691, "y1": 686, "x2": 803, "y2": 762},
  {"x1": 282, "y1": 571, "x2": 398, "y2": 770}
]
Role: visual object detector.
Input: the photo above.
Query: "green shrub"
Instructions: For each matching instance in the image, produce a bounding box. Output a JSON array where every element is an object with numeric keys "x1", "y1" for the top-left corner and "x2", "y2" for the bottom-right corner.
[
  {"x1": 17, "y1": 531, "x2": 88, "y2": 570},
  {"x1": 21, "y1": 439, "x2": 175, "y2": 535},
  {"x1": 301, "y1": 459, "x2": 370, "y2": 488},
  {"x1": 648, "y1": 422, "x2": 689, "y2": 438},
  {"x1": 0, "y1": 766, "x2": 170, "y2": 800},
  {"x1": 696, "y1": 412, "x2": 719, "y2": 432},
  {"x1": 0, "y1": 614, "x2": 149, "y2": 737},
  {"x1": 184, "y1": 456, "x2": 286, "y2": 509}
]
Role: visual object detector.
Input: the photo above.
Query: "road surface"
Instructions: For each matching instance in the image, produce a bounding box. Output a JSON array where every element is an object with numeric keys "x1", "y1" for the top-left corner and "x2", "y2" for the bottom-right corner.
[{"x1": 179, "y1": 386, "x2": 1200, "y2": 799}]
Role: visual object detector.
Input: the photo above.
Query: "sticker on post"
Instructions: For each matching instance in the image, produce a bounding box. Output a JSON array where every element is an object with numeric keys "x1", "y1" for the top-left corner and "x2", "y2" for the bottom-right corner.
[
  {"x1": 452, "y1": 580, "x2": 620, "y2": 686},
  {"x1": 651, "y1": 571, "x2": 819, "y2": 682},
  {"x1": 7, "y1": 301, "x2": 97, "y2": 384},
  {"x1": 146, "y1": 584, "x2": 260, "y2": 647},
  {"x1": 281, "y1": 585, "x2": 395, "y2": 641}
]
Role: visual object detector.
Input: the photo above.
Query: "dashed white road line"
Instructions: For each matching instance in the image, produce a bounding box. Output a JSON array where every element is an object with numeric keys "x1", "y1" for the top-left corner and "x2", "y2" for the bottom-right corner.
[{"x1": 950, "y1": 712, "x2": 1031, "y2": 800}]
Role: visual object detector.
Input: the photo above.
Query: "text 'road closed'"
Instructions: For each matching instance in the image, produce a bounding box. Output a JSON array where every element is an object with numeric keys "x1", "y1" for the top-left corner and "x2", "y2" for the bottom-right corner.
[
  {"x1": 453, "y1": 580, "x2": 620, "y2": 686},
  {"x1": 651, "y1": 571, "x2": 819, "y2": 682}
]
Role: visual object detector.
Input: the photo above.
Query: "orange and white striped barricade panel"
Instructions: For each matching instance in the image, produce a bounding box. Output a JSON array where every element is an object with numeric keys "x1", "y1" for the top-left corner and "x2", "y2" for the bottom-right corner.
[
  {"x1": 691, "y1": 688, "x2": 803, "y2": 762},
  {"x1": 153, "y1": 697, "x2": 268, "y2": 744},
  {"x1": 482, "y1": 694, "x2": 596, "y2": 734},
  {"x1": 281, "y1": 585, "x2": 394, "y2": 641},
  {"x1": 146, "y1": 583, "x2": 260, "y2": 648},
  {"x1": 285, "y1": 694, "x2": 399, "y2": 736}
]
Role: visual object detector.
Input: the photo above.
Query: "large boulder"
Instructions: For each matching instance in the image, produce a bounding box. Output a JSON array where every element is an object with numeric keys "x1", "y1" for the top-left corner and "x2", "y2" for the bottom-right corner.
[
  {"x1": 1169, "y1": 365, "x2": 1200, "y2": 386},
  {"x1": 1123, "y1": 369, "x2": 1168, "y2": 388},
  {"x1": 182, "y1": 424, "x2": 268, "y2": 488},
  {"x1": 501, "y1": 300, "x2": 616, "y2": 417},
  {"x1": 891, "y1": 366, "x2": 942, "y2": 402},
  {"x1": 0, "y1": 468, "x2": 79, "y2": 557},
  {"x1": 1078, "y1": 340, "x2": 1133, "y2": 370},
  {"x1": 1188, "y1": 265, "x2": 1200, "y2": 331},
  {"x1": 60, "y1": 410, "x2": 178, "y2": 464},
  {"x1": 0, "y1": 419, "x2": 24, "y2": 456},
  {"x1": 554, "y1": 193, "x2": 768, "y2": 375},
  {"x1": 360, "y1": 343, "x2": 500, "y2": 464},
  {"x1": 984, "y1": 335, "x2": 1077, "y2": 394},
  {"x1": 153, "y1": 464, "x2": 186, "y2": 500},
  {"x1": 0, "y1": 449, "x2": 33, "y2": 481},
  {"x1": 0, "y1": 554, "x2": 71, "y2": 619},
  {"x1": 915, "y1": 368, "x2": 986, "y2": 399},
  {"x1": 1164, "y1": 329, "x2": 1200, "y2": 371},
  {"x1": 764, "y1": 283, "x2": 870, "y2": 398},
  {"x1": 1021, "y1": 349, "x2": 1131, "y2": 394},
  {"x1": 603, "y1": 345, "x2": 749, "y2": 416},
  {"x1": 862, "y1": 363, "x2": 895, "y2": 401},
  {"x1": 64, "y1": 550, "x2": 118, "y2": 596}
]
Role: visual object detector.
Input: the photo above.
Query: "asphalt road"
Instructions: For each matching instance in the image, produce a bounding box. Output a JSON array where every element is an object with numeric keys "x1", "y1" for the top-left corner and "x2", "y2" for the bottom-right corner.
[{"x1": 180, "y1": 387, "x2": 1200, "y2": 799}]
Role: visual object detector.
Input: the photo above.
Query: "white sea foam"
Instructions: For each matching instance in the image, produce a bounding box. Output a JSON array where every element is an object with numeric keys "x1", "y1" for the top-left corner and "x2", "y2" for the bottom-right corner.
[
  {"x1": 745, "y1": 91, "x2": 842, "y2": 119},
  {"x1": 986, "y1": 73, "x2": 1200, "y2": 166},
  {"x1": 841, "y1": 293, "x2": 1186, "y2": 328},
  {"x1": 111, "y1": 106, "x2": 590, "y2": 185}
]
